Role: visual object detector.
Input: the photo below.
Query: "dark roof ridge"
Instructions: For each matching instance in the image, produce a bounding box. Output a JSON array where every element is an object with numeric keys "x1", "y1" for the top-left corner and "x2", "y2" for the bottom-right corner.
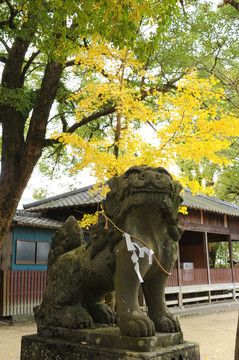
[
  {"x1": 13, "y1": 210, "x2": 63, "y2": 229},
  {"x1": 23, "y1": 184, "x2": 95, "y2": 209},
  {"x1": 15, "y1": 210, "x2": 55, "y2": 219},
  {"x1": 15, "y1": 210, "x2": 43, "y2": 218}
]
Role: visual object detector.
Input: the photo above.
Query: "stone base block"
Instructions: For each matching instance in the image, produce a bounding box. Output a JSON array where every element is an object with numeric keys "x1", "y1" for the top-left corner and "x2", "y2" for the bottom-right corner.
[{"x1": 21, "y1": 326, "x2": 200, "y2": 360}]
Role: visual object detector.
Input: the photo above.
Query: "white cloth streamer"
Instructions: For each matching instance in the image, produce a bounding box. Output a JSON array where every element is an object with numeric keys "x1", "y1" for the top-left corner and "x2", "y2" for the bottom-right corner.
[{"x1": 123, "y1": 233, "x2": 154, "y2": 283}]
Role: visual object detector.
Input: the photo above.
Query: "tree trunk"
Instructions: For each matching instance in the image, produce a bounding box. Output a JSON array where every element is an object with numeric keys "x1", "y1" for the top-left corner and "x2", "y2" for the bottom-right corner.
[{"x1": 0, "y1": 41, "x2": 63, "y2": 249}]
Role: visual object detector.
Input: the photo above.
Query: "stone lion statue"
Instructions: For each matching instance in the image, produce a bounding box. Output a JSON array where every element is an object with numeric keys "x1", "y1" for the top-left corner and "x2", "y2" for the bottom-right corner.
[{"x1": 35, "y1": 166, "x2": 184, "y2": 338}]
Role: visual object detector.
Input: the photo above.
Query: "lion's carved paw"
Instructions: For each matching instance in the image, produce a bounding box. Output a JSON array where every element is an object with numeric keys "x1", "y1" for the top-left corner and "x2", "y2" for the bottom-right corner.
[
  {"x1": 57, "y1": 304, "x2": 93, "y2": 329},
  {"x1": 89, "y1": 302, "x2": 115, "y2": 324},
  {"x1": 117, "y1": 314, "x2": 155, "y2": 337},
  {"x1": 36, "y1": 304, "x2": 93, "y2": 329},
  {"x1": 152, "y1": 312, "x2": 181, "y2": 333}
]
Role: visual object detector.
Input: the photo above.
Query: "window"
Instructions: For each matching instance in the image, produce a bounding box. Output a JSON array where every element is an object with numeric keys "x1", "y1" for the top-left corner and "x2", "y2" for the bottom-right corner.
[
  {"x1": 16, "y1": 240, "x2": 36, "y2": 264},
  {"x1": 37, "y1": 242, "x2": 51, "y2": 264},
  {"x1": 16, "y1": 240, "x2": 51, "y2": 265}
]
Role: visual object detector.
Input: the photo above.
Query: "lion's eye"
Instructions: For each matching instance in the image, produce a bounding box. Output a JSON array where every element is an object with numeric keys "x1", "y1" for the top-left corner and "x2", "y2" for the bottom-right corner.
[{"x1": 138, "y1": 173, "x2": 145, "y2": 180}]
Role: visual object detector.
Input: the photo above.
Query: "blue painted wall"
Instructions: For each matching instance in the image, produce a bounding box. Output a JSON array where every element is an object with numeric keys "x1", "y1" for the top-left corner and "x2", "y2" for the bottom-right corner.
[{"x1": 11, "y1": 226, "x2": 56, "y2": 270}]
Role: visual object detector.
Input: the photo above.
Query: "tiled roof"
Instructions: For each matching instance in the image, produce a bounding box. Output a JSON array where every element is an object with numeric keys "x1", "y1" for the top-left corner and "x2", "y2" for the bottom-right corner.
[
  {"x1": 13, "y1": 211, "x2": 63, "y2": 229},
  {"x1": 23, "y1": 186, "x2": 239, "y2": 217},
  {"x1": 182, "y1": 188, "x2": 239, "y2": 217},
  {"x1": 23, "y1": 185, "x2": 103, "y2": 212}
]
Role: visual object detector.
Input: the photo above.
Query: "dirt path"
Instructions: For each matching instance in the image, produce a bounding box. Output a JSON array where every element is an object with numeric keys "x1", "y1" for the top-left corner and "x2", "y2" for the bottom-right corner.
[
  {"x1": 0, "y1": 320, "x2": 36, "y2": 360},
  {"x1": 180, "y1": 311, "x2": 237, "y2": 360},
  {"x1": 0, "y1": 310, "x2": 238, "y2": 360}
]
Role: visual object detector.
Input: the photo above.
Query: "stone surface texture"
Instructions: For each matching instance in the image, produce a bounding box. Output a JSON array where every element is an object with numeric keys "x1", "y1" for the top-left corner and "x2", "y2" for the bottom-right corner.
[
  {"x1": 21, "y1": 329, "x2": 200, "y2": 360},
  {"x1": 34, "y1": 166, "x2": 184, "y2": 338}
]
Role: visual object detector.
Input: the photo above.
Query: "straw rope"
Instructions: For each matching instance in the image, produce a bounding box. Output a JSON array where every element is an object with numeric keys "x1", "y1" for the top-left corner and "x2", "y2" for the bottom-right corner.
[{"x1": 99, "y1": 211, "x2": 171, "y2": 276}]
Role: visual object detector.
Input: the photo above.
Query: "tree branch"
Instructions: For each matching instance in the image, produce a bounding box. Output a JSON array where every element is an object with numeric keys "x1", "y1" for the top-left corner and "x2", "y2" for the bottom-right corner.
[
  {"x1": 60, "y1": 114, "x2": 68, "y2": 132},
  {"x1": 26, "y1": 61, "x2": 63, "y2": 152},
  {"x1": 65, "y1": 59, "x2": 76, "y2": 67},
  {"x1": 0, "y1": 55, "x2": 7, "y2": 63},
  {"x1": 2, "y1": 37, "x2": 30, "y2": 88},
  {"x1": 223, "y1": 0, "x2": 239, "y2": 11},
  {"x1": 66, "y1": 106, "x2": 117, "y2": 134},
  {"x1": 140, "y1": 56, "x2": 151, "y2": 97},
  {"x1": 0, "y1": 38, "x2": 11, "y2": 52},
  {"x1": 44, "y1": 75, "x2": 184, "y2": 147},
  {"x1": 1, "y1": 0, "x2": 19, "y2": 29},
  {"x1": 210, "y1": 40, "x2": 227, "y2": 72},
  {"x1": 20, "y1": 50, "x2": 41, "y2": 84}
]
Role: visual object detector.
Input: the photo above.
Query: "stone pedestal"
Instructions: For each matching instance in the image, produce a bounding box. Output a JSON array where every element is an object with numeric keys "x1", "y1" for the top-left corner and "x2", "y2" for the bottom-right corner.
[{"x1": 21, "y1": 326, "x2": 200, "y2": 360}]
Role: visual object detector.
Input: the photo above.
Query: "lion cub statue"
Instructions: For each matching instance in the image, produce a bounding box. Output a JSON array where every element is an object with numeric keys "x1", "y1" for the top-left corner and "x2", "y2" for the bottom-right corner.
[{"x1": 35, "y1": 166, "x2": 184, "y2": 338}]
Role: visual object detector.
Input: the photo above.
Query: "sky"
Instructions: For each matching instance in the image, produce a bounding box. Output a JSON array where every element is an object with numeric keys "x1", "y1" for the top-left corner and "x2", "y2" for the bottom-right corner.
[
  {"x1": 18, "y1": 124, "x2": 158, "y2": 209},
  {"x1": 18, "y1": 167, "x2": 95, "y2": 209}
]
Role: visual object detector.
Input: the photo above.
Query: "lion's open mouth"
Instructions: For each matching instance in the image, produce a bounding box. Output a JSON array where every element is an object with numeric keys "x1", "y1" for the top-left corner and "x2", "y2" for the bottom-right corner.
[
  {"x1": 132, "y1": 189, "x2": 169, "y2": 194},
  {"x1": 123, "y1": 188, "x2": 171, "y2": 200},
  {"x1": 122, "y1": 187, "x2": 170, "y2": 200},
  {"x1": 124, "y1": 190, "x2": 171, "y2": 206}
]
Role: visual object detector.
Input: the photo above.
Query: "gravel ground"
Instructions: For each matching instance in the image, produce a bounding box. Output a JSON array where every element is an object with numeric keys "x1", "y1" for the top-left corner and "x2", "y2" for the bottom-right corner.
[{"x1": 0, "y1": 310, "x2": 238, "y2": 360}]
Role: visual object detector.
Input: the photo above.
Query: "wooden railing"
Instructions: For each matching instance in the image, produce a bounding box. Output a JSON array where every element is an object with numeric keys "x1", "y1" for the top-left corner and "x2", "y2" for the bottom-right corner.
[
  {"x1": 166, "y1": 268, "x2": 178, "y2": 287},
  {"x1": 181, "y1": 268, "x2": 208, "y2": 286},
  {"x1": 0, "y1": 270, "x2": 47, "y2": 316},
  {"x1": 166, "y1": 268, "x2": 234, "y2": 287},
  {"x1": 0, "y1": 267, "x2": 237, "y2": 316},
  {"x1": 166, "y1": 268, "x2": 208, "y2": 287},
  {"x1": 210, "y1": 268, "x2": 232, "y2": 284}
]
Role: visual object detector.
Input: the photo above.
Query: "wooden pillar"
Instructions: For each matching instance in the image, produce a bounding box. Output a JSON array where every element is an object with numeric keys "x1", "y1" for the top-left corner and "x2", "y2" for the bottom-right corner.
[
  {"x1": 203, "y1": 232, "x2": 211, "y2": 284},
  {"x1": 0, "y1": 271, "x2": 3, "y2": 316},
  {"x1": 203, "y1": 232, "x2": 211, "y2": 303},
  {"x1": 177, "y1": 246, "x2": 183, "y2": 308},
  {"x1": 200, "y1": 210, "x2": 204, "y2": 225},
  {"x1": 2, "y1": 271, "x2": 7, "y2": 316},
  {"x1": 224, "y1": 214, "x2": 228, "y2": 228},
  {"x1": 228, "y1": 235, "x2": 236, "y2": 300}
]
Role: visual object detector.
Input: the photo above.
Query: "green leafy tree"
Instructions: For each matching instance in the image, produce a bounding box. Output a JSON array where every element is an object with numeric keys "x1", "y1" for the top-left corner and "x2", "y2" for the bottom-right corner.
[
  {"x1": 0, "y1": 0, "x2": 179, "y2": 249},
  {"x1": 214, "y1": 140, "x2": 239, "y2": 204},
  {"x1": 155, "y1": 1, "x2": 239, "y2": 201}
]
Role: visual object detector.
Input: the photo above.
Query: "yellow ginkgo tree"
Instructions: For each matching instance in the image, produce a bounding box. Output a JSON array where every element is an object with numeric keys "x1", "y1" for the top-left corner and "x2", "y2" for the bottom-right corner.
[
  {"x1": 52, "y1": 37, "x2": 239, "y2": 224},
  {"x1": 54, "y1": 39, "x2": 239, "y2": 188}
]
